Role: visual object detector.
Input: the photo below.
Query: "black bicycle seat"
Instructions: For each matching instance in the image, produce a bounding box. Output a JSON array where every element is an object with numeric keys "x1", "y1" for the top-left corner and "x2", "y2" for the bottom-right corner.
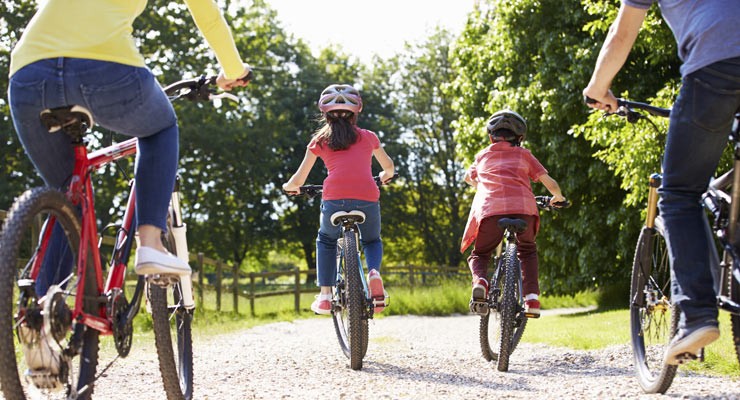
[
  {"x1": 39, "y1": 105, "x2": 94, "y2": 138},
  {"x1": 498, "y1": 218, "x2": 527, "y2": 233}
]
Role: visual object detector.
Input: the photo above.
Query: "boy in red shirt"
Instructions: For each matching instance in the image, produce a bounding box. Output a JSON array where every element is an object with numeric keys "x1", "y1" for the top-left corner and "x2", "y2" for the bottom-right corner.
[
  {"x1": 283, "y1": 84, "x2": 395, "y2": 315},
  {"x1": 461, "y1": 110, "x2": 565, "y2": 317}
]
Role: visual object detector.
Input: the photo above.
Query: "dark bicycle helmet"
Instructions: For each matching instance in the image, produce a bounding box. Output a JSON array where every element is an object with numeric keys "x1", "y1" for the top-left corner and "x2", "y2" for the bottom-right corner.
[{"x1": 486, "y1": 109, "x2": 527, "y2": 142}]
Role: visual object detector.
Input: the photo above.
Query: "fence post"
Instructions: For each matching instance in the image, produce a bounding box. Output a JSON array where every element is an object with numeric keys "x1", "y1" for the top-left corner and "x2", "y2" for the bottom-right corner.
[
  {"x1": 197, "y1": 253, "x2": 204, "y2": 309},
  {"x1": 408, "y1": 265, "x2": 415, "y2": 290},
  {"x1": 294, "y1": 268, "x2": 300, "y2": 313},
  {"x1": 216, "y1": 261, "x2": 222, "y2": 312},
  {"x1": 233, "y1": 263, "x2": 239, "y2": 314},
  {"x1": 249, "y1": 272, "x2": 256, "y2": 317}
]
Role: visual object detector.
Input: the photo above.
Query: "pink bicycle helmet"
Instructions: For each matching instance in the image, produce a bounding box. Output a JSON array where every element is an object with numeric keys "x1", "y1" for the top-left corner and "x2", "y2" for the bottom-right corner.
[{"x1": 317, "y1": 84, "x2": 363, "y2": 114}]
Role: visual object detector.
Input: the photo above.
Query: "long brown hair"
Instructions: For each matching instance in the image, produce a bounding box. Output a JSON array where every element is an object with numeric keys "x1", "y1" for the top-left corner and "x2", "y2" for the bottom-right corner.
[{"x1": 312, "y1": 110, "x2": 358, "y2": 151}]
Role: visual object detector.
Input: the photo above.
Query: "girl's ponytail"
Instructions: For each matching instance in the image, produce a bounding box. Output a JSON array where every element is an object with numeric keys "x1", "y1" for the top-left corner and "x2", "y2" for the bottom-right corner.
[{"x1": 313, "y1": 111, "x2": 358, "y2": 151}]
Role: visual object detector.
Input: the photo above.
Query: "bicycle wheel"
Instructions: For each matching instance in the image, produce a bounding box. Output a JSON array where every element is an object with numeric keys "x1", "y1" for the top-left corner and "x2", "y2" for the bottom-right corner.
[
  {"x1": 480, "y1": 257, "x2": 527, "y2": 363},
  {"x1": 149, "y1": 226, "x2": 194, "y2": 400},
  {"x1": 495, "y1": 243, "x2": 520, "y2": 372},
  {"x1": 331, "y1": 238, "x2": 369, "y2": 360},
  {"x1": 630, "y1": 222, "x2": 678, "y2": 394},
  {"x1": 0, "y1": 187, "x2": 100, "y2": 400},
  {"x1": 343, "y1": 231, "x2": 368, "y2": 370},
  {"x1": 731, "y1": 263, "x2": 740, "y2": 366}
]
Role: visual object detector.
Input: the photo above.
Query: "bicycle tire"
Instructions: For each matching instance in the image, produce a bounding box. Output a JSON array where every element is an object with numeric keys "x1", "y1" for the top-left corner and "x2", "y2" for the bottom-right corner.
[
  {"x1": 630, "y1": 223, "x2": 678, "y2": 394},
  {"x1": 496, "y1": 243, "x2": 520, "y2": 372},
  {"x1": 332, "y1": 239, "x2": 369, "y2": 360},
  {"x1": 343, "y1": 230, "x2": 368, "y2": 370},
  {"x1": 0, "y1": 187, "x2": 100, "y2": 400},
  {"x1": 149, "y1": 227, "x2": 194, "y2": 400},
  {"x1": 480, "y1": 257, "x2": 527, "y2": 363},
  {"x1": 731, "y1": 263, "x2": 740, "y2": 366}
]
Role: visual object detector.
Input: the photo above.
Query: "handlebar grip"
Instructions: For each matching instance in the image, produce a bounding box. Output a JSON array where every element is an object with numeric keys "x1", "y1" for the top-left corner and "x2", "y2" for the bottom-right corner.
[
  {"x1": 238, "y1": 69, "x2": 254, "y2": 84},
  {"x1": 584, "y1": 96, "x2": 597, "y2": 105}
]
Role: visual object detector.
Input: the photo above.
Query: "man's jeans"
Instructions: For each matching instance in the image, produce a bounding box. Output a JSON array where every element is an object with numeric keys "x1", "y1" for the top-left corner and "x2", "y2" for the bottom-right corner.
[
  {"x1": 9, "y1": 58, "x2": 179, "y2": 295},
  {"x1": 316, "y1": 199, "x2": 382, "y2": 287},
  {"x1": 659, "y1": 56, "x2": 740, "y2": 331}
]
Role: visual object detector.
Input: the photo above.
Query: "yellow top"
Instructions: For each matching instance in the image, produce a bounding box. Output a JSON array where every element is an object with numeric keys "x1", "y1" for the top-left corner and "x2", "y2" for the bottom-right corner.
[{"x1": 10, "y1": 0, "x2": 244, "y2": 79}]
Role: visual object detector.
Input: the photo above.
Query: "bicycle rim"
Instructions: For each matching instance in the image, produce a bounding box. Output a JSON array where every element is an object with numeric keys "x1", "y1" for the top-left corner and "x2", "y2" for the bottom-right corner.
[
  {"x1": 480, "y1": 261, "x2": 504, "y2": 362},
  {"x1": 343, "y1": 231, "x2": 367, "y2": 370},
  {"x1": 150, "y1": 228, "x2": 194, "y2": 400},
  {"x1": 0, "y1": 187, "x2": 100, "y2": 400},
  {"x1": 630, "y1": 224, "x2": 677, "y2": 394},
  {"x1": 496, "y1": 244, "x2": 519, "y2": 372}
]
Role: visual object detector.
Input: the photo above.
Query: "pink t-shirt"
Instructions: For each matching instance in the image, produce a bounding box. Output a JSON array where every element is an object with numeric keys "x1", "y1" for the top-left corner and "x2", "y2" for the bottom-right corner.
[
  {"x1": 308, "y1": 127, "x2": 381, "y2": 202},
  {"x1": 460, "y1": 142, "x2": 548, "y2": 252}
]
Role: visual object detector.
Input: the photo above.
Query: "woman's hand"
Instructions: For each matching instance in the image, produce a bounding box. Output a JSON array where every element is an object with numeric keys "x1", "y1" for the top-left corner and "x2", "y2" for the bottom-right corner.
[{"x1": 216, "y1": 64, "x2": 252, "y2": 91}]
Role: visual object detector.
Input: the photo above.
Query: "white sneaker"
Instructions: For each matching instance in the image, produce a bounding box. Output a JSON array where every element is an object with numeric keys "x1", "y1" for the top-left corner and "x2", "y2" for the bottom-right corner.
[{"x1": 134, "y1": 246, "x2": 191, "y2": 276}]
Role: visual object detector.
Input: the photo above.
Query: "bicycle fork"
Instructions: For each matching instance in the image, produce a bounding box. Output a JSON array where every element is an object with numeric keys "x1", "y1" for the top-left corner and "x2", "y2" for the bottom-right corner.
[{"x1": 170, "y1": 180, "x2": 195, "y2": 310}]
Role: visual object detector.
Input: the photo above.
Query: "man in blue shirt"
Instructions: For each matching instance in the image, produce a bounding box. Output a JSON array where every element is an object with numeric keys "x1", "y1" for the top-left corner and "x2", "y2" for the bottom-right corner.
[{"x1": 583, "y1": 0, "x2": 740, "y2": 365}]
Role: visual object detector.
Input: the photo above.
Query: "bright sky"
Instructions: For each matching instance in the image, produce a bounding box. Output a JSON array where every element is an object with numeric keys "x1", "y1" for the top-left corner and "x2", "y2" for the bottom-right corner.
[{"x1": 265, "y1": 0, "x2": 477, "y2": 62}]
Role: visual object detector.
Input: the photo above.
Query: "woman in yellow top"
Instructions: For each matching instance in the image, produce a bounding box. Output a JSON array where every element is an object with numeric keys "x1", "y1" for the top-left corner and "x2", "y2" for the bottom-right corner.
[{"x1": 8, "y1": 0, "x2": 251, "y2": 286}]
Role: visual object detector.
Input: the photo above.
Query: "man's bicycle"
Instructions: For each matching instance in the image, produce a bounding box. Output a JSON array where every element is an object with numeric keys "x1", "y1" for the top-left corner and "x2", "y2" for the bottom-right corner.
[
  {"x1": 0, "y1": 75, "x2": 241, "y2": 400},
  {"x1": 289, "y1": 175, "x2": 394, "y2": 371},
  {"x1": 473, "y1": 196, "x2": 569, "y2": 372},
  {"x1": 599, "y1": 98, "x2": 740, "y2": 393}
]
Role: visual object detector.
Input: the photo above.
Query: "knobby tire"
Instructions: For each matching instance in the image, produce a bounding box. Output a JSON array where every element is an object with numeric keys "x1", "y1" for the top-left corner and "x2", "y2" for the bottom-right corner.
[
  {"x1": 630, "y1": 223, "x2": 677, "y2": 394},
  {"x1": 496, "y1": 243, "x2": 520, "y2": 372},
  {"x1": 0, "y1": 187, "x2": 99, "y2": 400},
  {"x1": 480, "y1": 257, "x2": 527, "y2": 363},
  {"x1": 331, "y1": 238, "x2": 369, "y2": 361},
  {"x1": 731, "y1": 263, "x2": 740, "y2": 366},
  {"x1": 149, "y1": 225, "x2": 194, "y2": 400},
  {"x1": 343, "y1": 230, "x2": 367, "y2": 370}
]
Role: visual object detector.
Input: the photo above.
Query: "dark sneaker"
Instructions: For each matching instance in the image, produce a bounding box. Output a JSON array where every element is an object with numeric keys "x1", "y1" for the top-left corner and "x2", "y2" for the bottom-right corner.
[
  {"x1": 524, "y1": 299, "x2": 541, "y2": 318},
  {"x1": 664, "y1": 324, "x2": 720, "y2": 365},
  {"x1": 310, "y1": 294, "x2": 332, "y2": 315},
  {"x1": 471, "y1": 277, "x2": 488, "y2": 301}
]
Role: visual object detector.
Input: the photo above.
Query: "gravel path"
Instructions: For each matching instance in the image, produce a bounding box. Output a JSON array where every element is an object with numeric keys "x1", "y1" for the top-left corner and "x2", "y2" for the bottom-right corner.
[{"x1": 88, "y1": 312, "x2": 738, "y2": 400}]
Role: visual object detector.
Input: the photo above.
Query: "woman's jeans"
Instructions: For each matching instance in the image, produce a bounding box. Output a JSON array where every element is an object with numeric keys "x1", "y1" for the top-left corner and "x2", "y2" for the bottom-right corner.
[
  {"x1": 316, "y1": 199, "x2": 383, "y2": 287},
  {"x1": 8, "y1": 58, "x2": 179, "y2": 295},
  {"x1": 659, "y1": 56, "x2": 740, "y2": 332}
]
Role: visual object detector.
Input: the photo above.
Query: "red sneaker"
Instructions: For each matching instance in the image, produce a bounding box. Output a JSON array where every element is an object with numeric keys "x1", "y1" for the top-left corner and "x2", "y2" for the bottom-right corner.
[
  {"x1": 524, "y1": 299, "x2": 541, "y2": 318},
  {"x1": 310, "y1": 293, "x2": 332, "y2": 315},
  {"x1": 368, "y1": 269, "x2": 387, "y2": 313},
  {"x1": 471, "y1": 277, "x2": 488, "y2": 301}
]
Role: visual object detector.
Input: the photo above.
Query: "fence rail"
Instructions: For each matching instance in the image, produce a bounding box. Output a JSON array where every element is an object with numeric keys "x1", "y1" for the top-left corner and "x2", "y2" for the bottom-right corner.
[{"x1": 0, "y1": 209, "x2": 466, "y2": 317}]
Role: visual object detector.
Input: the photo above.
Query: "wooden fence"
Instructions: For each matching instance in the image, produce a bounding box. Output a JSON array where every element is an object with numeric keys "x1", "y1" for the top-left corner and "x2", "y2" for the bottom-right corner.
[{"x1": 0, "y1": 209, "x2": 466, "y2": 317}]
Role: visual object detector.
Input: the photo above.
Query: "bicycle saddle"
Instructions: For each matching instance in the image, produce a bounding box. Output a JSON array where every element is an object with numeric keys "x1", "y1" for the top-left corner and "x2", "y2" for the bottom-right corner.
[
  {"x1": 498, "y1": 218, "x2": 527, "y2": 233},
  {"x1": 39, "y1": 105, "x2": 94, "y2": 137},
  {"x1": 330, "y1": 210, "x2": 366, "y2": 226}
]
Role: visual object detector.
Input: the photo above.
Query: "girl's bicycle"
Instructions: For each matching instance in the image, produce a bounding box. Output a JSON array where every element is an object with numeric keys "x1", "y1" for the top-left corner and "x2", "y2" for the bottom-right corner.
[
  {"x1": 289, "y1": 175, "x2": 394, "y2": 371},
  {"x1": 473, "y1": 196, "x2": 569, "y2": 372},
  {"x1": 0, "y1": 75, "x2": 240, "y2": 400},
  {"x1": 600, "y1": 98, "x2": 740, "y2": 394}
]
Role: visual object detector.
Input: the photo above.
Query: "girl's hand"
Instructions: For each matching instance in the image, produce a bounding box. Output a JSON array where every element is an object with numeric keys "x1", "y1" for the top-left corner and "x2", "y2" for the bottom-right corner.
[
  {"x1": 282, "y1": 182, "x2": 300, "y2": 195},
  {"x1": 379, "y1": 170, "x2": 393, "y2": 184}
]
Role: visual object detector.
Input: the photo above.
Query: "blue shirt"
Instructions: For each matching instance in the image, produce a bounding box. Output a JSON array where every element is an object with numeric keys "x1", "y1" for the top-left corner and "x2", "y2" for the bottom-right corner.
[{"x1": 624, "y1": 0, "x2": 740, "y2": 76}]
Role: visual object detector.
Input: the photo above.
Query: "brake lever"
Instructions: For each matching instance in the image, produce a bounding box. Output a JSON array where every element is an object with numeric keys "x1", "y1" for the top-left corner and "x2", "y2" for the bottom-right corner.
[{"x1": 210, "y1": 92, "x2": 239, "y2": 102}]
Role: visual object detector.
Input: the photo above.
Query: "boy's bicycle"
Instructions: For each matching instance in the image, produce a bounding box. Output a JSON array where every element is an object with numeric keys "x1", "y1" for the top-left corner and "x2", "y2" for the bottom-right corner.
[
  {"x1": 597, "y1": 98, "x2": 740, "y2": 394},
  {"x1": 0, "y1": 74, "x2": 241, "y2": 400},
  {"x1": 473, "y1": 196, "x2": 569, "y2": 372},
  {"x1": 289, "y1": 175, "x2": 394, "y2": 371}
]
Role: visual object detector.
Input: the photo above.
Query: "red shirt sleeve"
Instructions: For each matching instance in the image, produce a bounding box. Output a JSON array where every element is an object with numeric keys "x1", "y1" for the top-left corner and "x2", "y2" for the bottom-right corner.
[{"x1": 525, "y1": 150, "x2": 548, "y2": 181}]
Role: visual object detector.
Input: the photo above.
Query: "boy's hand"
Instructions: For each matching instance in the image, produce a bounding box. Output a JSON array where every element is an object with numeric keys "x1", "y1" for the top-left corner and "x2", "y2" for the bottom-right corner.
[{"x1": 549, "y1": 195, "x2": 566, "y2": 205}]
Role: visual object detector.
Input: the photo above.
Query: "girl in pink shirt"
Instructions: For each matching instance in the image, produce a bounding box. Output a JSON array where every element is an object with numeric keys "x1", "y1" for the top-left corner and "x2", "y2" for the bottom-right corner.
[
  {"x1": 283, "y1": 84, "x2": 395, "y2": 315},
  {"x1": 461, "y1": 110, "x2": 565, "y2": 317}
]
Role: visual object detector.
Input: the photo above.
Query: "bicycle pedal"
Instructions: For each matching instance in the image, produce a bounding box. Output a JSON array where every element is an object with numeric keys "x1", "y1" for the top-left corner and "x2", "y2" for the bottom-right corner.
[
  {"x1": 469, "y1": 300, "x2": 489, "y2": 315},
  {"x1": 147, "y1": 274, "x2": 180, "y2": 287}
]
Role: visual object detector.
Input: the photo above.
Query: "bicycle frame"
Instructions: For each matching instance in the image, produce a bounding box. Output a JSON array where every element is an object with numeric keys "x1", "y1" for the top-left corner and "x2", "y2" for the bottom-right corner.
[{"x1": 28, "y1": 137, "x2": 139, "y2": 335}]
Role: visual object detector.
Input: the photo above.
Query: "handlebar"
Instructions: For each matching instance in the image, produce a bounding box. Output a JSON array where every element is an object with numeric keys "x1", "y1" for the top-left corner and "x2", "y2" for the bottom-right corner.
[
  {"x1": 584, "y1": 96, "x2": 670, "y2": 123},
  {"x1": 163, "y1": 74, "x2": 249, "y2": 103},
  {"x1": 286, "y1": 173, "x2": 399, "y2": 199},
  {"x1": 535, "y1": 196, "x2": 571, "y2": 211}
]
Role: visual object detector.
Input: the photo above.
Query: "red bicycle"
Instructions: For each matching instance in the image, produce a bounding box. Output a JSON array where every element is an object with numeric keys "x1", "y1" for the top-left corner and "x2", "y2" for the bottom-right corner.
[{"x1": 0, "y1": 75, "x2": 238, "y2": 400}]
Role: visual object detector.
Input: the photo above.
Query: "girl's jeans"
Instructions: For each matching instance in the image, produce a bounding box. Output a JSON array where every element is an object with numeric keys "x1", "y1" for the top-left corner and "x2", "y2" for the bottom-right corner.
[
  {"x1": 8, "y1": 58, "x2": 178, "y2": 295},
  {"x1": 468, "y1": 214, "x2": 540, "y2": 295},
  {"x1": 659, "y1": 56, "x2": 740, "y2": 332},
  {"x1": 316, "y1": 199, "x2": 382, "y2": 287}
]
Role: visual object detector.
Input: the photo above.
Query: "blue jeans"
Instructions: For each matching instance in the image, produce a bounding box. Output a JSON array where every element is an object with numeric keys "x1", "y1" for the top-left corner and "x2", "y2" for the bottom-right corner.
[
  {"x1": 9, "y1": 58, "x2": 179, "y2": 295},
  {"x1": 658, "y1": 56, "x2": 740, "y2": 331},
  {"x1": 316, "y1": 199, "x2": 383, "y2": 287}
]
